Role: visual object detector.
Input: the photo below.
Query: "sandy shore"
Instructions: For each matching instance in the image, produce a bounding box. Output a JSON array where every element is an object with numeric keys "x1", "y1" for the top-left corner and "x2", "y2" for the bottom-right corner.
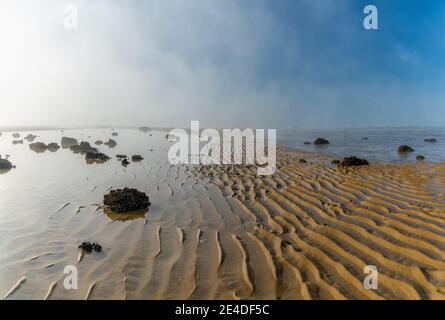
[{"x1": 1, "y1": 135, "x2": 445, "y2": 300}]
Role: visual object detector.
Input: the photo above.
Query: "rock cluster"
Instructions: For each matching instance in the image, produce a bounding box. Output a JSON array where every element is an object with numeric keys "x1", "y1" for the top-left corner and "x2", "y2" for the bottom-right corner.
[
  {"x1": 314, "y1": 138, "x2": 330, "y2": 145},
  {"x1": 103, "y1": 188, "x2": 150, "y2": 213},
  {"x1": 339, "y1": 156, "x2": 369, "y2": 167}
]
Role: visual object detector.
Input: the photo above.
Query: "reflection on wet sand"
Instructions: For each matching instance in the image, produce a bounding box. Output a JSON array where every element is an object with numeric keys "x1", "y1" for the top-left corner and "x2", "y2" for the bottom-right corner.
[{"x1": 103, "y1": 207, "x2": 148, "y2": 222}]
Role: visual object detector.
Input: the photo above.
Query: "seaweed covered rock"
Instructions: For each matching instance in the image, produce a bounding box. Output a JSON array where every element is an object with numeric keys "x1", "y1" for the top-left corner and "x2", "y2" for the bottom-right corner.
[
  {"x1": 314, "y1": 137, "x2": 330, "y2": 145},
  {"x1": 104, "y1": 139, "x2": 117, "y2": 148},
  {"x1": 47, "y1": 143, "x2": 60, "y2": 152},
  {"x1": 70, "y1": 141, "x2": 97, "y2": 154},
  {"x1": 85, "y1": 151, "x2": 110, "y2": 163},
  {"x1": 29, "y1": 142, "x2": 48, "y2": 153},
  {"x1": 339, "y1": 156, "x2": 369, "y2": 167},
  {"x1": 398, "y1": 145, "x2": 414, "y2": 153},
  {"x1": 103, "y1": 188, "x2": 150, "y2": 213},
  {"x1": 61, "y1": 137, "x2": 78, "y2": 149},
  {"x1": 78, "y1": 242, "x2": 102, "y2": 253},
  {"x1": 0, "y1": 156, "x2": 14, "y2": 171},
  {"x1": 24, "y1": 134, "x2": 37, "y2": 142},
  {"x1": 132, "y1": 155, "x2": 144, "y2": 162}
]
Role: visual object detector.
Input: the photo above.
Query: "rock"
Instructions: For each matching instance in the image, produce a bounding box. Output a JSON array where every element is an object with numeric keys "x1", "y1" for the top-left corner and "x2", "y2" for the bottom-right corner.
[
  {"x1": 424, "y1": 138, "x2": 437, "y2": 143},
  {"x1": 132, "y1": 155, "x2": 144, "y2": 162},
  {"x1": 139, "y1": 127, "x2": 151, "y2": 133},
  {"x1": 0, "y1": 156, "x2": 14, "y2": 171},
  {"x1": 303, "y1": 141, "x2": 312, "y2": 145},
  {"x1": 299, "y1": 159, "x2": 307, "y2": 163},
  {"x1": 121, "y1": 158, "x2": 130, "y2": 166},
  {"x1": 12, "y1": 133, "x2": 20, "y2": 138},
  {"x1": 78, "y1": 242, "x2": 102, "y2": 253},
  {"x1": 29, "y1": 142, "x2": 48, "y2": 153},
  {"x1": 103, "y1": 188, "x2": 150, "y2": 213},
  {"x1": 85, "y1": 151, "x2": 110, "y2": 163},
  {"x1": 331, "y1": 159, "x2": 340, "y2": 164},
  {"x1": 362, "y1": 137, "x2": 368, "y2": 140},
  {"x1": 24, "y1": 134, "x2": 37, "y2": 142},
  {"x1": 116, "y1": 154, "x2": 127, "y2": 159},
  {"x1": 70, "y1": 141, "x2": 97, "y2": 154},
  {"x1": 61, "y1": 137, "x2": 78, "y2": 149},
  {"x1": 339, "y1": 156, "x2": 369, "y2": 167},
  {"x1": 47, "y1": 143, "x2": 60, "y2": 152},
  {"x1": 112, "y1": 132, "x2": 118, "y2": 137},
  {"x1": 104, "y1": 139, "x2": 117, "y2": 148},
  {"x1": 314, "y1": 137, "x2": 330, "y2": 145},
  {"x1": 398, "y1": 145, "x2": 414, "y2": 153},
  {"x1": 416, "y1": 155, "x2": 425, "y2": 161},
  {"x1": 12, "y1": 140, "x2": 23, "y2": 144},
  {"x1": 94, "y1": 140, "x2": 103, "y2": 145}
]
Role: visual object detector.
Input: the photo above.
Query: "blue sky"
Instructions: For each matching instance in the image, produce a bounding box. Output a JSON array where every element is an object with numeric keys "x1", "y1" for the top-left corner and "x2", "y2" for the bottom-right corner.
[{"x1": 1, "y1": 0, "x2": 444, "y2": 128}]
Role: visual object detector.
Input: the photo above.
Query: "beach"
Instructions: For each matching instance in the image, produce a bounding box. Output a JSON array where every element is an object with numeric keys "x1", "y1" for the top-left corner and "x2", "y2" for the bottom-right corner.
[{"x1": 1, "y1": 128, "x2": 445, "y2": 300}]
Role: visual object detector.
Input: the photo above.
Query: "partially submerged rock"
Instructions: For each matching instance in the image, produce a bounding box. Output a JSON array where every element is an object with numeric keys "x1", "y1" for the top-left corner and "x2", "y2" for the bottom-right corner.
[
  {"x1": 104, "y1": 139, "x2": 117, "y2": 148},
  {"x1": 424, "y1": 138, "x2": 437, "y2": 143},
  {"x1": 116, "y1": 154, "x2": 127, "y2": 159},
  {"x1": 47, "y1": 143, "x2": 60, "y2": 152},
  {"x1": 61, "y1": 137, "x2": 78, "y2": 149},
  {"x1": 339, "y1": 156, "x2": 369, "y2": 167},
  {"x1": 78, "y1": 242, "x2": 102, "y2": 253},
  {"x1": 85, "y1": 151, "x2": 110, "y2": 163},
  {"x1": 12, "y1": 140, "x2": 23, "y2": 144},
  {"x1": 416, "y1": 155, "x2": 425, "y2": 161},
  {"x1": 314, "y1": 137, "x2": 330, "y2": 145},
  {"x1": 29, "y1": 142, "x2": 48, "y2": 153},
  {"x1": 398, "y1": 145, "x2": 414, "y2": 153},
  {"x1": 12, "y1": 133, "x2": 20, "y2": 138},
  {"x1": 112, "y1": 132, "x2": 118, "y2": 137},
  {"x1": 139, "y1": 127, "x2": 151, "y2": 133},
  {"x1": 121, "y1": 158, "x2": 130, "y2": 167},
  {"x1": 362, "y1": 137, "x2": 368, "y2": 140},
  {"x1": 331, "y1": 159, "x2": 340, "y2": 164},
  {"x1": 94, "y1": 140, "x2": 103, "y2": 145},
  {"x1": 303, "y1": 141, "x2": 312, "y2": 145},
  {"x1": 103, "y1": 188, "x2": 150, "y2": 213},
  {"x1": 24, "y1": 134, "x2": 37, "y2": 142},
  {"x1": 132, "y1": 155, "x2": 144, "y2": 162},
  {"x1": 70, "y1": 141, "x2": 97, "y2": 154}
]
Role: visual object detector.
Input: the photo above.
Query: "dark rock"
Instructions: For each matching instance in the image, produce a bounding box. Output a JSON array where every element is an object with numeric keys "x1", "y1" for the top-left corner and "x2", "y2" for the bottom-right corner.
[
  {"x1": 132, "y1": 155, "x2": 144, "y2": 162},
  {"x1": 94, "y1": 140, "x2": 103, "y2": 145},
  {"x1": 303, "y1": 141, "x2": 312, "y2": 145},
  {"x1": 12, "y1": 140, "x2": 23, "y2": 144},
  {"x1": 121, "y1": 158, "x2": 130, "y2": 166},
  {"x1": 331, "y1": 159, "x2": 340, "y2": 164},
  {"x1": 29, "y1": 142, "x2": 48, "y2": 153},
  {"x1": 47, "y1": 143, "x2": 60, "y2": 152},
  {"x1": 424, "y1": 138, "x2": 437, "y2": 143},
  {"x1": 24, "y1": 134, "x2": 37, "y2": 142},
  {"x1": 103, "y1": 188, "x2": 150, "y2": 213},
  {"x1": 398, "y1": 145, "x2": 414, "y2": 153},
  {"x1": 85, "y1": 151, "x2": 110, "y2": 163},
  {"x1": 116, "y1": 154, "x2": 127, "y2": 159},
  {"x1": 78, "y1": 242, "x2": 102, "y2": 253},
  {"x1": 314, "y1": 138, "x2": 330, "y2": 145},
  {"x1": 61, "y1": 137, "x2": 78, "y2": 149},
  {"x1": 70, "y1": 141, "x2": 97, "y2": 154},
  {"x1": 112, "y1": 132, "x2": 118, "y2": 137},
  {"x1": 12, "y1": 133, "x2": 20, "y2": 138},
  {"x1": 339, "y1": 156, "x2": 369, "y2": 167},
  {"x1": 139, "y1": 127, "x2": 151, "y2": 133},
  {"x1": 416, "y1": 155, "x2": 425, "y2": 161},
  {"x1": 0, "y1": 156, "x2": 14, "y2": 171},
  {"x1": 299, "y1": 159, "x2": 307, "y2": 163},
  {"x1": 104, "y1": 139, "x2": 117, "y2": 148}
]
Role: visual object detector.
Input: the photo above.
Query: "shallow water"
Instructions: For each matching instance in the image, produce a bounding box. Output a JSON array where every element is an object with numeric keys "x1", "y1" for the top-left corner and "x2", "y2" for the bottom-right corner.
[{"x1": 278, "y1": 127, "x2": 445, "y2": 162}]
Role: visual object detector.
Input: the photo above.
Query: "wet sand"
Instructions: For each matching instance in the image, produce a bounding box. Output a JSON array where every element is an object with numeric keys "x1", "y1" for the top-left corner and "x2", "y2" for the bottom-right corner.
[{"x1": 1, "y1": 130, "x2": 445, "y2": 299}]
